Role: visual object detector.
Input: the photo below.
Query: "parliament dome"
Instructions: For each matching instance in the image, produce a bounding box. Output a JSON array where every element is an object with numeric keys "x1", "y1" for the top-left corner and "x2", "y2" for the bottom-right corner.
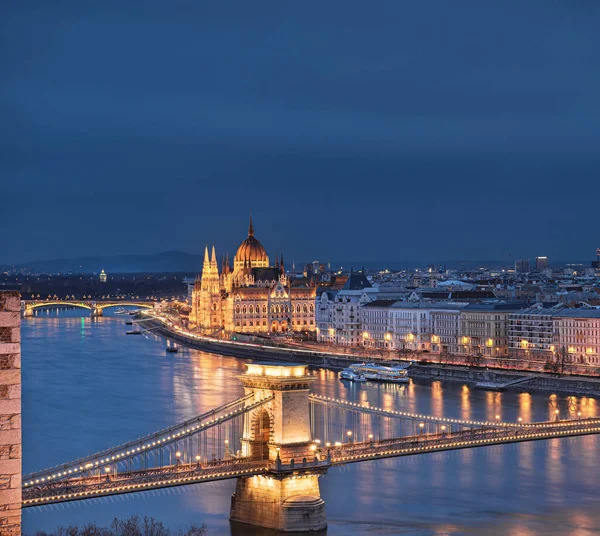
[{"x1": 235, "y1": 216, "x2": 268, "y2": 263}]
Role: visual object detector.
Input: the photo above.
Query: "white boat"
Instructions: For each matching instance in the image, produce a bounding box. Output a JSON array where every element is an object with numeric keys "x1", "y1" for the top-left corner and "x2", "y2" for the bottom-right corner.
[
  {"x1": 339, "y1": 368, "x2": 367, "y2": 382},
  {"x1": 114, "y1": 308, "x2": 128, "y2": 315},
  {"x1": 349, "y1": 363, "x2": 409, "y2": 383}
]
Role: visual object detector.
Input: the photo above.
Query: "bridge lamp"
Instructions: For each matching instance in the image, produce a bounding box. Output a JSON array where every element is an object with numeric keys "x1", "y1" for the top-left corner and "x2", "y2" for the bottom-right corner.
[
  {"x1": 518, "y1": 417, "x2": 523, "y2": 424},
  {"x1": 419, "y1": 422, "x2": 425, "y2": 429},
  {"x1": 577, "y1": 411, "x2": 582, "y2": 419},
  {"x1": 104, "y1": 466, "x2": 111, "y2": 474},
  {"x1": 495, "y1": 415, "x2": 500, "y2": 422},
  {"x1": 368, "y1": 433, "x2": 373, "y2": 440},
  {"x1": 441, "y1": 425, "x2": 446, "y2": 432},
  {"x1": 325, "y1": 442, "x2": 331, "y2": 448},
  {"x1": 314, "y1": 439, "x2": 321, "y2": 444},
  {"x1": 310, "y1": 444, "x2": 317, "y2": 452}
]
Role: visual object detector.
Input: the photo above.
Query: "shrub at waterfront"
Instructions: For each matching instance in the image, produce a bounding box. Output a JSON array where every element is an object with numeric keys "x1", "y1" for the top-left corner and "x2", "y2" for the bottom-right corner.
[{"x1": 30, "y1": 515, "x2": 207, "y2": 536}]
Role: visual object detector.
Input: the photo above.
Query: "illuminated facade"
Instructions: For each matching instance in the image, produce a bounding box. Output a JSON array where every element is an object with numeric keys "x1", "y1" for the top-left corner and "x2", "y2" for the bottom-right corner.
[
  {"x1": 361, "y1": 301, "x2": 468, "y2": 352},
  {"x1": 508, "y1": 307, "x2": 600, "y2": 365},
  {"x1": 189, "y1": 217, "x2": 316, "y2": 334},
  {"x1": 508, "y1": 308, "x2": 555, "y2": 361},
  {"x1": 549, "y1": 310, "x2": 600, "y2": 365},
  {"x1": 315, "y1": 274, "x2": 406, "y2": 346},
  {"x1": 458, "y1": 303, "x2": 525, "y2": 357}
]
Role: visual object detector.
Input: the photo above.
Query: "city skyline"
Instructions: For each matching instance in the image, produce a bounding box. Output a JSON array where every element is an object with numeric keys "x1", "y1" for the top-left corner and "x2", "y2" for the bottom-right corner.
[{"x1": 2, "y1": 2, "x2": 600, "y2": 264}]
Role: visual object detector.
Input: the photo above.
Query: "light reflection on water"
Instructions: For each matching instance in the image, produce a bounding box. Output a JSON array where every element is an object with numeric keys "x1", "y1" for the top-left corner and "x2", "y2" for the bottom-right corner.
[{"x1": 21, "y1": 310, "x2": 600, "y2": 535}]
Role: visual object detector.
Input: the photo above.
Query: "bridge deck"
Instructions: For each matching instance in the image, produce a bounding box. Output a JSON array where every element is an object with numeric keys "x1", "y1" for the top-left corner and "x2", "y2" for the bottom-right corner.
[
  {"x1": 23, "y1": 459, "x2": 269, "y2": 507},
  {"x1": 330, "y1": 418, "x2": 600, "y2": 465},
  {"x1": 23, "y1": 417, "x2": 600, "y2": 507}
]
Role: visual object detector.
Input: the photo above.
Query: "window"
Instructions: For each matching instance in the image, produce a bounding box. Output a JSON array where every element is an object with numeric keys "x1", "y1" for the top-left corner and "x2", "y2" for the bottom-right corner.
[
  {"x1": 235, "y1": 305, "x2": 240, "y2": 314},
  {"x1": 242, "y1": 306, "x2": 246, "y2": 314},
  {"x1": 296, "y1": 304, "x2": 301, "y2": 313},
  {"x1": 249, "y1": 305, "x2": 254, "y2": 314}
]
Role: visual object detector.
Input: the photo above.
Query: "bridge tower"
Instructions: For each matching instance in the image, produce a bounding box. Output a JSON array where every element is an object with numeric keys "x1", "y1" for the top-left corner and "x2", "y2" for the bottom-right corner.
[
  {"x1": 230, "y1": 362, "x2": 327, "y2": 533},
  {"x1": 90, "y1": 301, "x2": 103, "y2": 317}
]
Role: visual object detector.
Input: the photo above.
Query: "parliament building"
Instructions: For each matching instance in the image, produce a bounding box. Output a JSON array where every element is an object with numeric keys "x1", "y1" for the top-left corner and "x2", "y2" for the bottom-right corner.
[{"x1": 189, "y1": 217, "x2": 316, "y2": 335}]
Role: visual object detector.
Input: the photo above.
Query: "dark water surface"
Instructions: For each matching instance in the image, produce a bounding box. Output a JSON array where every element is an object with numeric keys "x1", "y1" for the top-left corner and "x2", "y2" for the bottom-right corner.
[{"x1": 22, "y1": 310, "x2": 600, "y2": 535}]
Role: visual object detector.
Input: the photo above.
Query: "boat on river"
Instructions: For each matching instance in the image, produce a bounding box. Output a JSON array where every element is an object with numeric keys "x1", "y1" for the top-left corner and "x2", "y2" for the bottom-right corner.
[
  {"x1": 350, "y1": 363, "x2": 410, "y2": 383},
  {"x1": 339, "y1": 368, "x2": 367, "y2": 382}
]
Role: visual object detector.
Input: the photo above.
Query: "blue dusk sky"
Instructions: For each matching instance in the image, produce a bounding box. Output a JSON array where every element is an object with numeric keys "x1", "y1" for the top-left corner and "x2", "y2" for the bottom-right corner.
[{"x1": 1, "y1": 1, "x2": 599, "y2": 265}]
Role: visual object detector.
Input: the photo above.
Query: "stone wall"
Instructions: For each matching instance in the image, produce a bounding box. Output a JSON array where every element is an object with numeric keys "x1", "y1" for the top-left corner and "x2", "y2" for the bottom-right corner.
[{"x1": 0, "y1": 291, "x2": 21, "y2": 535}]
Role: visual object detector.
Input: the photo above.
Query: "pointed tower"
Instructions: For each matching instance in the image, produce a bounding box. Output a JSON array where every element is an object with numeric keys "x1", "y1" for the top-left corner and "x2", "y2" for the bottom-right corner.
[
  {"x1": 197, "y1": 245, "x2": 223, "y2": 331},
  {"x1": 280, "y1": 253, "x2": 285, "y2": 275}
]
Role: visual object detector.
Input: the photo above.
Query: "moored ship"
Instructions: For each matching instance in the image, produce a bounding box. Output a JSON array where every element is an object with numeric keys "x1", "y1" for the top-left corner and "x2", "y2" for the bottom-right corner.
[{"x1": 350, "y1": 363, "x2": 410, "y2": 383}]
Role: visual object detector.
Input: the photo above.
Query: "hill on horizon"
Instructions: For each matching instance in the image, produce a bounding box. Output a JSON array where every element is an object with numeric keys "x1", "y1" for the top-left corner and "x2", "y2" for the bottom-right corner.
[{"x1": 0, "y1": 251, "x2": 556, "y2": 274}]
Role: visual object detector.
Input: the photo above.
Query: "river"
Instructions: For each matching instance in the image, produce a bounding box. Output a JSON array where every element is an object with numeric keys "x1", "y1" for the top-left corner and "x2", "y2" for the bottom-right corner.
[{"x1": 21, "y1": 309, "x2": 600, "y2": 535}]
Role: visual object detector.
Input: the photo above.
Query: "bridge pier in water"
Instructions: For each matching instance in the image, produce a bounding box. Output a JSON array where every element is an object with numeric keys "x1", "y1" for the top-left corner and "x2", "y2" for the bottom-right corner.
[{"x1": 230, "y1": 362, "x2": 327, "y2": 533}]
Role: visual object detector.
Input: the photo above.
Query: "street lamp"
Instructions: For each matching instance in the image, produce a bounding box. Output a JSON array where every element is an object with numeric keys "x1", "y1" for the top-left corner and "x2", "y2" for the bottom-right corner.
[
  {"x1": 175, "y1": 451, "x2": 181, "y2": 465},
  {"x1": 346, "y1": 430, "x2": 353, "y2": 443},
  {"x1": 195, "y1": 455, "x2": 201, "y2": 466},
  {"x1": 518, "y1": 417, "x2": 523, "y2": 424},
  {"x1": 577, "y1": 411, "x2": 582, "y2": 419},
  {"x1": 554, "y1": 409, "x2": 560, "y2": 421}
]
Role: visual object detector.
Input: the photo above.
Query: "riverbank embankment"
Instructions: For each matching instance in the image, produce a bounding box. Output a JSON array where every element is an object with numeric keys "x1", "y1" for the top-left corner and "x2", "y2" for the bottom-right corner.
[{"x1": 136, "y1": 315, "x2": 600, "y2": 397}]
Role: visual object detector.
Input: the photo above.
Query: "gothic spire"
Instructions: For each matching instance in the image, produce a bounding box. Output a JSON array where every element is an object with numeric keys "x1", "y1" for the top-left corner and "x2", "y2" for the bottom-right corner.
[
  {"x1": 211, "y1": 245, "x2": 217, "y2": 264},
  {"x1": 248, "y1": 213, "x2": 254, "y2": 236},
  {"x1": 204, "y1": 245, "x2": 209, "y2": 264}
]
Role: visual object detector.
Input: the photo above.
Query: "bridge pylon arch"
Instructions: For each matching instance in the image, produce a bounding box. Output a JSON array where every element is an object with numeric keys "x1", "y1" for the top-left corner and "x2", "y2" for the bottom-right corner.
[{"x1": 230, "y1": 362, "x2": 327, "y2": 532}]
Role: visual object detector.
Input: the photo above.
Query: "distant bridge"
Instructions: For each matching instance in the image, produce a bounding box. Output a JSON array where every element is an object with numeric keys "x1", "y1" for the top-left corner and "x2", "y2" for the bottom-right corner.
[
  {"x1": 22, "y1": 300, "x2": 154, "y2": 317},
  {"x1": 22, "y1": 363, "x2": 600, "y2": 532}
]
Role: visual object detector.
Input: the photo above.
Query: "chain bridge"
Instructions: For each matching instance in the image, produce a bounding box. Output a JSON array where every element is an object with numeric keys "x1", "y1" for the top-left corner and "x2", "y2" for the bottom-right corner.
[
  {"x1": 22, "y1": 363, "x2": 600, "y2": 532},
  {"x1": 22, "y1": 300, "x2": 154, "y2": 317}
]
